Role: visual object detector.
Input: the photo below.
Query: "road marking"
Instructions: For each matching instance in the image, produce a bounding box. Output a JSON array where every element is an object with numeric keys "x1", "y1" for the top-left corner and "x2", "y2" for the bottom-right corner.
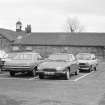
[{"x1": 73, "y1": 71, "x2": 94, "y2": 82}]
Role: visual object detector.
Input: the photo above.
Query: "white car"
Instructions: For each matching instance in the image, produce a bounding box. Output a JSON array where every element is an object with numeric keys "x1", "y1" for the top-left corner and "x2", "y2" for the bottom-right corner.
[{"x1": 76, "y1": 53, "x2": 98, "y2": 72}]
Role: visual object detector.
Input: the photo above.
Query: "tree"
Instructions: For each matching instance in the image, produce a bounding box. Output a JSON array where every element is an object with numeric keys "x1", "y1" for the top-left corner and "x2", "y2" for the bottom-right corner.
[{"x1": 65, "y1": 17, "x2": 84, "y2": 32}]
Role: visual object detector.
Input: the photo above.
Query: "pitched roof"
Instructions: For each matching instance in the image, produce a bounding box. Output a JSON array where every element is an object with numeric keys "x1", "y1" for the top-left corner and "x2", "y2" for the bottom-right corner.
[
  {"x1": 14, "y1": 32, "x2": 105, "y2": 46},
  {"x1": 0, "y1": 28, "x2": 26, "y2": 41}
]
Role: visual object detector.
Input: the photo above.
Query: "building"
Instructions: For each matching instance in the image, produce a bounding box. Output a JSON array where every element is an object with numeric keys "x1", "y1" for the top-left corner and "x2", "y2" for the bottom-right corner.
[
  {"x1": 0, "y1": 28, "x2": 26, "y2": 52},
  {"x1": 12, "y1": 32, "x2": 105, "y2": 59},
  {"x1": 0, "y1": 28, "x2": 17, "y2": 52},
  {"x1": 16, "y1": 20, "x2": 22, "y2": 32},
  {"x1": 0, "y1": 27, "x2": 104, "y2": 59}
]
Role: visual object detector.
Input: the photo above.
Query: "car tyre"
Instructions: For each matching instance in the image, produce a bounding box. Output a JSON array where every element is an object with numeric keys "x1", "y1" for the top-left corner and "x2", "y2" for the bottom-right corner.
[
  {"x1": 32, "y1": 69, "x2": 36, "y2": 77},
  {"x1": 94, "y1": 67, "x2": 96, "y2": 71},
  {"x1": 89, "y1": 66, "x2": 92, "y2": 72},
  {"x1": 65, "y1": 70, "x2": 70, "y2": 80},
  {"x1": 39, "y1": 75, "x2": 44, "y2": 79},
  {"x1": 75, "y1": 69, "x2": 79, "y2": 75},
  {"x1": 10, "y1": 71, "x2": 15, "y2": 77}
]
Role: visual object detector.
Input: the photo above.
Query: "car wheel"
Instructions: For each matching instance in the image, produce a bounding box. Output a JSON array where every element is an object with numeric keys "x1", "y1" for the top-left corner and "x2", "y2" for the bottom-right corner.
[
  {"x1": 32, "y1": 69, "x2": 36, "y2": 77},
  {"x1": 89, "y1": 66, "x2": 92, "y2": 72},
  {"x1": 10, "y1": 71, "x2": 15, "y2": 77},
  {"x1": 39, "y1": 75, "x2": 44, "y2": 79},
  {"x1": 94, "y1": 67, "x2": 96, "y2": 71},
  {"x1": 75, "y1": 69, "x2": 79, "y2": 75},
  {"x1": 65, "y1": 70, "x2": 70, "y2": 80}
]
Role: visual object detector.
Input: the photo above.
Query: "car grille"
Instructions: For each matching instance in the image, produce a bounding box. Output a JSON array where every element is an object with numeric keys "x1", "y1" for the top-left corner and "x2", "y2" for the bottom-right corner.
[{"x1": 43, "y1": 69, "x2": 56, "y2": 72}]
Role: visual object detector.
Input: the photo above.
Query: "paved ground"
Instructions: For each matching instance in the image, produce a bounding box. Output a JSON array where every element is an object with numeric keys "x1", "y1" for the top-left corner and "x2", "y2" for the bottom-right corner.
[{"x1": 0, "y1": 62, "x2": 105, "y2": 105}]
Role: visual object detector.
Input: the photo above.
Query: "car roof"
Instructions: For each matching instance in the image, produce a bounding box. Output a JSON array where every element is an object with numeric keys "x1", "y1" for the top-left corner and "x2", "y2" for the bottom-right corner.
[
  {"x1": 77, "y1": 53, "x2": 94, "y2": 55},
  {"x1": 50, "y1": 53, "x2": 73, "y2": 55},
  {"x1": 9, "y1": 52, "x2": 40, "y2": 55},
  {"x1": 76, "y1": 53, "x2": 96, "y2": 58}
]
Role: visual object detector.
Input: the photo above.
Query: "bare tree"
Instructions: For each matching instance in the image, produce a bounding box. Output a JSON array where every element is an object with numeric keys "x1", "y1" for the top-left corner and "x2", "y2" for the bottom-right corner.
[{"x1": 65, "y1": 17, "x2": 84, "y2": 32}]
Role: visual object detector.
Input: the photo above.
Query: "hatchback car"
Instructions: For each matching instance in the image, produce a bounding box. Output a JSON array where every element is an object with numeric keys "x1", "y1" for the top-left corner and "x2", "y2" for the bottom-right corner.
[
  {"x1": 37, "y1": 53, "x2": 79, "y2": 80},
  {"x1": 3, "y1": 52, "x2": 42, "y2": 76},
  {"x1": 76, "y1": 53, "x2": 98, "y2": 72}
]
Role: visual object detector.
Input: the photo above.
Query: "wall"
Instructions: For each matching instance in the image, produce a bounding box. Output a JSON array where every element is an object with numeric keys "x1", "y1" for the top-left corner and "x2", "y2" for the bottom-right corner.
[{"x1": 11, "y1": 45, "x2": 104, "y2": 58}]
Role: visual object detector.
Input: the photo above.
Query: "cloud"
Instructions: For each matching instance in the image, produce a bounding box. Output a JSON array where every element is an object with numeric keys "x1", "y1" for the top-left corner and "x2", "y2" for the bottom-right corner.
[{"x1": 0, "y1": 0, "x2": 105, "y2": 32}]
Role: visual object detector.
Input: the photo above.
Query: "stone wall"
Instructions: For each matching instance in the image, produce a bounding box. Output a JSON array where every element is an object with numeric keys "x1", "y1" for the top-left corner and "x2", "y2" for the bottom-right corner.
[{"x1": 12, "y1": 45, "x2": 104, "y2": 59}]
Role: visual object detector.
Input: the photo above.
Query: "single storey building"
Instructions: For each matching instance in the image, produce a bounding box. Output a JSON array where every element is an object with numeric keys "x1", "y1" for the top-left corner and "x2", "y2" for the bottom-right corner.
[
  {"x1": 0, "y1": 28, "x2": 27, "y2": 52},
  {"x1": 11, "y1": 32, "x2": 105, "y2": 59}
]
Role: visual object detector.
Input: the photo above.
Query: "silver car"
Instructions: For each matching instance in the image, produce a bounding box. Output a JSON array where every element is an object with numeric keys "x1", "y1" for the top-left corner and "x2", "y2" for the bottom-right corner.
[
  {"x1": 3, "y1": 52, "x2": 42, "y2": 77},
  {"x1": 76, "y1": 53, "x2": 98, "y2": 72}
]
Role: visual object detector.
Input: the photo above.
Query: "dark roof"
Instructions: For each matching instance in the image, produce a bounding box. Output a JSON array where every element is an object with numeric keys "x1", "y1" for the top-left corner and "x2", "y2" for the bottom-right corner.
[
  {"x1": 14, "y1": 32, "x2": 105, "y2": 46},
  {"x1": 0, "y1": 28, "x2": 26, "y2": 41}
]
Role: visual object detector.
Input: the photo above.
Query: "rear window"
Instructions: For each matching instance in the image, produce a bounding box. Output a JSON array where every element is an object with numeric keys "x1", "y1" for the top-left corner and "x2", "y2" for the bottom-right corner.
[
  {"x1": 76, "y1": 54, "x2": 92, "y2": 60},
  {"x1": 8, "y1": 53, "x2": 39, "y2": 60}
]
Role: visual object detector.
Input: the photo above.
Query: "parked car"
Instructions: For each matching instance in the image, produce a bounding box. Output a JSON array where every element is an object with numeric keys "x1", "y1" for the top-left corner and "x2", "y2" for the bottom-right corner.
[
  {"x1": 2, "y1": 52, "x2": 42, "y2": 76},
  {"x1": 0, "y1": 50, "x2": 8, "y2": 60},
  {"x1": 76, "y1": 53, "x2": 98, "y2": 72},
  {"x1": 37, "y1": 53, "x2": 79, "y2": 80},
  {"x1": 0, "y1": 58, "x2": 5, "y2": 72},
  {"x1": 0, "y1": 50, "x2": 8, "y2": 72}
]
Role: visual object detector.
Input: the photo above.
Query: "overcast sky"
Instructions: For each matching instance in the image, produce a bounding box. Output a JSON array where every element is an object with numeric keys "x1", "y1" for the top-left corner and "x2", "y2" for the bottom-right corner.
[{"x1": 0, "y1": 0, "x2": 105, "y2": 32}]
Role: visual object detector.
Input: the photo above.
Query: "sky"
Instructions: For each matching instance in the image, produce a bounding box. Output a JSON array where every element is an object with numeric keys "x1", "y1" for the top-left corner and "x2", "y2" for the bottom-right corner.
[{"x1": 0, "y1": 0, "x2": 105, "y2": 32}]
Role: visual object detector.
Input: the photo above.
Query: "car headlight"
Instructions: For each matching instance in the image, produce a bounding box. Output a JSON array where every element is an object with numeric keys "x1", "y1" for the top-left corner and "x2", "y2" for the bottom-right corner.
[{"x1": 56, "y1": 67, "x2": 63, "y2": 70}]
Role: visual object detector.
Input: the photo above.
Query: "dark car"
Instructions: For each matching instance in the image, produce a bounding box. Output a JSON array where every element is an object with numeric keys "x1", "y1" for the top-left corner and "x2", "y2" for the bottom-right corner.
[
  {"x1": 0, "y1": 58, "x2": 5, "y2": 72},
  {"x1": 0, "y1": 50, "x2": 8, "y2": 72},
  {"x1": 37, "y1": 53, "x2": 79, "y2": 80},
  {"x1": 3, "y1": 52, "x2": 42, "y2": 76}
]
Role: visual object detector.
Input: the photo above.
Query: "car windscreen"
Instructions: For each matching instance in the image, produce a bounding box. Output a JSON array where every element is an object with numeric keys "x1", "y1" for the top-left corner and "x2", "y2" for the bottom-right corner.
[
  {"x1": 76, "y1": 54, "x2": 92, "y2": 60},
  {"x1": 47, "y1": 54, "x2": 72, "y2": 61}
]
